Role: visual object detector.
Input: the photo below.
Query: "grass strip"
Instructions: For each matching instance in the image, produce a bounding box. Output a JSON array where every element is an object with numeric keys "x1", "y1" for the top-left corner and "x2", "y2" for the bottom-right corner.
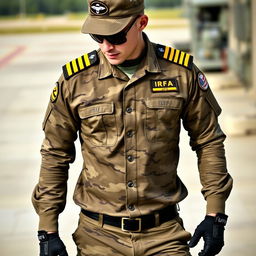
[
  {"x1": 0, "y1": 8, "x2": 186, "y2": 34},
  {"x1": 0, "y1": 24, "x2": 187, "y2": 35}
]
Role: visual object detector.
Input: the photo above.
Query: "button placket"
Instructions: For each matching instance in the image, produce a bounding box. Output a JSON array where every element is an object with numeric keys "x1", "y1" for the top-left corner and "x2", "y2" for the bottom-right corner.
[{"x1": 123, "y1": 86, "x2": 138, "y2": 216}]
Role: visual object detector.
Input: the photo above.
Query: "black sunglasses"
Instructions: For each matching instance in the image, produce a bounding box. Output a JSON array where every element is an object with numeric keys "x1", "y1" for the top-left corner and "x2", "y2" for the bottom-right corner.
[{"x1": 90, "y1": 16, "x2": 140, "y2": 45}]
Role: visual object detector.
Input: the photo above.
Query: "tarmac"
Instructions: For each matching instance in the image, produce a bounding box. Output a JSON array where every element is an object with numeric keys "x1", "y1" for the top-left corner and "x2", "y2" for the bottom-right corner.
[{"x1": 0, "y1": 27, "x2": 256, "y2": 256}]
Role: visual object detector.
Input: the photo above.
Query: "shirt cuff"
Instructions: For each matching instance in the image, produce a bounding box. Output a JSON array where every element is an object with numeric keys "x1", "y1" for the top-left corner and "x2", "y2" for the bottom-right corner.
[
  {"x1": 206, "y1": 196, "x2": 226, "y2": 214},
  {"x1": 38, "y1": 214, "x2": 59, "y2": 232}
]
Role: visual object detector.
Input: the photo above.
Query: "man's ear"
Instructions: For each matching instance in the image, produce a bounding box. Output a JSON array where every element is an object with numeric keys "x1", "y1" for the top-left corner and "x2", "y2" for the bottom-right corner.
[{"x1": 138, "y1": 15, "x2": 148, "y2": 31}]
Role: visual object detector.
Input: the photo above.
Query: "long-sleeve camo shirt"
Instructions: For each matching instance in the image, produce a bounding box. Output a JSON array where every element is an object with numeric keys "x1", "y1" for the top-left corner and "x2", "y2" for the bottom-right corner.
[{"x1": 32, "y1": 34, "x2": 233, "y2": 232}]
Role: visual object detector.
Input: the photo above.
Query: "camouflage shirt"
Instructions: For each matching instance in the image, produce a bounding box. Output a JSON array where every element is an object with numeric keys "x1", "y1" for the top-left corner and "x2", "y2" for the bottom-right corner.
[{"x1": 32, "y1": 34, "x2": 233, "y2": 231}]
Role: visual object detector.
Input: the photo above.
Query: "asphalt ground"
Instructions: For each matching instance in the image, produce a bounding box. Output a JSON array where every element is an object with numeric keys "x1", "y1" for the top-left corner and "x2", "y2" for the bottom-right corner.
[{"x1": 0, "y1": 28, "x2": 255, "y2": 256}]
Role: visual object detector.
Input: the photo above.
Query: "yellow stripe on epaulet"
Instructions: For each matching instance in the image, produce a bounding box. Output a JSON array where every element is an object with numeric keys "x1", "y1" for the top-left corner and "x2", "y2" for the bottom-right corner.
[
  {"x1": 156, "y1": 44, "x2": 193, "y2": 70},
  {"x1": 62, "y1": 50, "x2": 98, "y2": 80}
]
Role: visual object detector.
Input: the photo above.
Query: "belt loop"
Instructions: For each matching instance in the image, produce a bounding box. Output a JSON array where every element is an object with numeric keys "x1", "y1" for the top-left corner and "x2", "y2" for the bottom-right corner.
[
  {"x1": 98, "y1": 213, "x2": 104, "y2": 227},
  {"x1": 155, "y1": 212, "x2": 160, "y2": 226}
]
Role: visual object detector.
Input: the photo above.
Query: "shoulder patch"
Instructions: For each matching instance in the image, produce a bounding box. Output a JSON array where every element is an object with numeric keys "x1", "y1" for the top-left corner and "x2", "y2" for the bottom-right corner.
[
  {"x1": 156, "y1": 44, "x2": 193, "y2": 70},
  {"x1": 197, "y1": 72, "x2": 209, "y2": 91},
  {"x1": 50, "y1": 82, "x2": 59, "y2": 103},
  {"x1": 62, "y1": 50, "x2": 98, "y2": 80}
]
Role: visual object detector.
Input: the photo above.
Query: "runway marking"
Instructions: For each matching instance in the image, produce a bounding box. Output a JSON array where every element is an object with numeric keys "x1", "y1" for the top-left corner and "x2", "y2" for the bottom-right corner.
[{"x1": 0, "y1": 46, "x2": 26, "y2": 69}]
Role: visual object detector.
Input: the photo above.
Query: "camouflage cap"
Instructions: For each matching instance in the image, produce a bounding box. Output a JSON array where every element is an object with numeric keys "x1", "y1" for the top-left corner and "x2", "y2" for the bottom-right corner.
[{"x1": 82, "y1": 0, "x2": 144, "y2": 35}]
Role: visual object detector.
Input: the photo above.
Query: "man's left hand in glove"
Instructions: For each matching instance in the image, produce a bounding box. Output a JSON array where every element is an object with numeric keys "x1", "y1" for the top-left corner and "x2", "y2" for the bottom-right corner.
[
  {"x1": 38, "y1": 231, "x2": 68, "y2": 256},
  {"x1": 188, "y1": 213, "x2": 228, "y2": 256}
]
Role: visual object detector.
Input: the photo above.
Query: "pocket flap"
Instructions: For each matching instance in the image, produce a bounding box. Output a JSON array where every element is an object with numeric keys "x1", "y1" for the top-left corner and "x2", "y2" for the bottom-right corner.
[
  {"x1": 78, "y1": 102, "x2": 114, "y2": 119},
  {"x1": 145, "y1": 98, "x2": 182, "y2": 109}
]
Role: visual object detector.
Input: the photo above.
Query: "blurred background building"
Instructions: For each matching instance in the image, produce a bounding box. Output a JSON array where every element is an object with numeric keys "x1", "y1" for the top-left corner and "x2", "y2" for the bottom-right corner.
[
  {"x1": 184, "y1": 0, "x2": 255, "y2": 88},
  {"x1": 229, "y1": 0, "x2": 255, "y2": 95},
  {"x1": 185, "y1": 0, "x2": 229, "y2": 71},
  {"x1": 184, "y1": 0, "x2": 256, "y2": 135}
]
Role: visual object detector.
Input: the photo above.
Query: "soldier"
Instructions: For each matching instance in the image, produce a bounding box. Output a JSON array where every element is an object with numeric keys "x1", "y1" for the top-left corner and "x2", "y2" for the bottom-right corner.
[{"x1": 32, "y1": 0, "x2": 233, "y2": 255}]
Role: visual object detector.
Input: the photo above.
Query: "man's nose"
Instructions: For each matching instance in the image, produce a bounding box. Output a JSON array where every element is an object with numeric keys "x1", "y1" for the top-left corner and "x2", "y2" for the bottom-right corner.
[{"x1": 101, "y1": 39, "x2": 114, "y2": 51}]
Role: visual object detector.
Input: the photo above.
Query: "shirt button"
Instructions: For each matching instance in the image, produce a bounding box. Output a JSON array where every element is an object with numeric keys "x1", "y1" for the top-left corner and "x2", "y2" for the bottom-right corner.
[
  {"x1": 128, "y1": 204, "x2": 135, "y2": 211},
  {"x1": 127, "y1": 155, "x2": 134, "y2": 162},
  {"x1": 126, "y1": 107, "x2": 133, "y2": 113},
  {"x1": 127, "y1": 131, "x2": 133, "y2": 138},
  {"x1": 127, "y1": 181, "x2": 134, "y2": 188}
]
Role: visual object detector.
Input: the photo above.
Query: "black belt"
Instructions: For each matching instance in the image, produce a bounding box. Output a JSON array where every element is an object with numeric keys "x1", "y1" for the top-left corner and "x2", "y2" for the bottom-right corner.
[{"x1": 81, "y1": 205, "x2": 178, "y2": 232}]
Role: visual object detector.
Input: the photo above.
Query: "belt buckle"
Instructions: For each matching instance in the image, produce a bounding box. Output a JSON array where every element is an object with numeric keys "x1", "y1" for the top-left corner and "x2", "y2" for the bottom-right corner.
[{"x1": 121, "y1": 217, "x2": 142, "y2": 232}]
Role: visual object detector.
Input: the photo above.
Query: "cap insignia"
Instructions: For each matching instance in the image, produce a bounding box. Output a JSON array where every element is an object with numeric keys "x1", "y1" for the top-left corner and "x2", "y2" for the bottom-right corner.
[{"x1": 90, "y1": 1, "x2": 109, "y2": 16}]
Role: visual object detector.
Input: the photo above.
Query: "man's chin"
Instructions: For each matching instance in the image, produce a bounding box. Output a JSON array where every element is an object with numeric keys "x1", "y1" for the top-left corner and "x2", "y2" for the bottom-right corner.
[{"x1": 107, "y1": 58, "x2": 124, "y2": 65}]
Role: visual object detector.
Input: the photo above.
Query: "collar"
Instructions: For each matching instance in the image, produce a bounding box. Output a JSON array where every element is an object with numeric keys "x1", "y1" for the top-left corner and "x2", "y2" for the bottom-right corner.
[
  {"x1": 97, "y1": 50, "x2": 128, "y2": 80},
  {"x1": 119, "y1": 44, "x2": 147, "y2": 67},
  {"x1": 97, "y1": 32, "x2": 162, "y2": 80},
  {"x1": 137, "y1": 32, "x2": 161, "y2": 74}
]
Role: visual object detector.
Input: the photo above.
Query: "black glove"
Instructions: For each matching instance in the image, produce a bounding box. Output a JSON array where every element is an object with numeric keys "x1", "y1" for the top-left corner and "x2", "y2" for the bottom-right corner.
[
  {"x1": 189, "y1": 213, "x2": 228, "y2": 256},
  {"x1": 38, "y1": 231, "x2": 68, "y2": 256}
]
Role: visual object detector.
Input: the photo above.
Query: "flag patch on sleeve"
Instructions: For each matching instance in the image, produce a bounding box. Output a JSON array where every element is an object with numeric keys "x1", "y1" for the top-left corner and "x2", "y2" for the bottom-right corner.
[{"x1": 197, "y1": 72, "x2": 209, "y2": 91}]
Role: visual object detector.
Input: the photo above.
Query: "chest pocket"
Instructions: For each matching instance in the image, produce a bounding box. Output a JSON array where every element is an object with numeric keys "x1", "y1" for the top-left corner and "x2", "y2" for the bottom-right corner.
[
  {"x1": 144, "y1": 98, "x2": 183, "y2": 143},
  {"x1": 78, "y1": 102, "x2": 117, "y2": 147}
]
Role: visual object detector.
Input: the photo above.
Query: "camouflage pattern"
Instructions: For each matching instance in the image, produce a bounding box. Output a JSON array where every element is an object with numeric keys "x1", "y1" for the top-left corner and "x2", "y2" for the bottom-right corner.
[
  {"x1": 72, "y1": 212, "x2": 191, "y2": 256},
  {"x1": 32, "y1": 34, "x2": 233, "y2": 232}
]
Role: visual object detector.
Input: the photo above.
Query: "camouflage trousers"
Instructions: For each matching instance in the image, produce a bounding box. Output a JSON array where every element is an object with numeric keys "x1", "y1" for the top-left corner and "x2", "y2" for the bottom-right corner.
[{"x1": 72, "y1": 212, "x2": 192, "y2": 256}]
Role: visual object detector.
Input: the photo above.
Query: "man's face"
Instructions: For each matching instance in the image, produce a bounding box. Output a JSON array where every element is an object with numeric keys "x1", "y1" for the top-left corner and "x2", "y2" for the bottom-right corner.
[{"x1": 98, "y1": 16, "x2": 147, "y2": 65}]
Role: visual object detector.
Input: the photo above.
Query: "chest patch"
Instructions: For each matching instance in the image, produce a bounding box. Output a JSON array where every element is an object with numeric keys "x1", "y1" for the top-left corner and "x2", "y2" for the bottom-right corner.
[{"x1": 150, "y1": 79, "x2": 179, "y2": 93}]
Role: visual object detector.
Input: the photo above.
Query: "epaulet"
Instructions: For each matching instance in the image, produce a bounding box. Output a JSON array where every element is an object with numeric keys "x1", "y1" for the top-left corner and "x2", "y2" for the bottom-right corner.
[
  {"x1": 155, "y1": 44, "x2": 193, "y2": 70},
  {"x1": 62, "y1": 50, "x2": 98, "y2": 80}
]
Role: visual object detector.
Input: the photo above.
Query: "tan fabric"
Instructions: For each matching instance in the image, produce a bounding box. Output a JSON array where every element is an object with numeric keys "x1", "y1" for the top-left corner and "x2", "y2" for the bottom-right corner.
[
  {"x1": 73, "y1": 212, "x2": 191, "y2": 256},
  {"x1": 32, "y1": 34, "x2": 233, "y2": 232}
]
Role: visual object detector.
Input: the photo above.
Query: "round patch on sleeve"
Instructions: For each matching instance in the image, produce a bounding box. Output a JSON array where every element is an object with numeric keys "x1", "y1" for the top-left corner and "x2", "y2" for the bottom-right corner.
[
  {"x1": 50, "y1": 82, "x2": 59, "y2": 103},
  {"x1": 197, "y1": 72, "x2": 209, "y2": 91}
]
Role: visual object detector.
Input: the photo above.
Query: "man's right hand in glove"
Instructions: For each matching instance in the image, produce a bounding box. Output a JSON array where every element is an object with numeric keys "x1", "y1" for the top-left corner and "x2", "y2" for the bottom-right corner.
[
  {"x1": 38, "y1": 231, "x2": 68, "y2": 256},
  {"x1": 189, "y1": 213, "x2": 228, "y2": 256}
]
